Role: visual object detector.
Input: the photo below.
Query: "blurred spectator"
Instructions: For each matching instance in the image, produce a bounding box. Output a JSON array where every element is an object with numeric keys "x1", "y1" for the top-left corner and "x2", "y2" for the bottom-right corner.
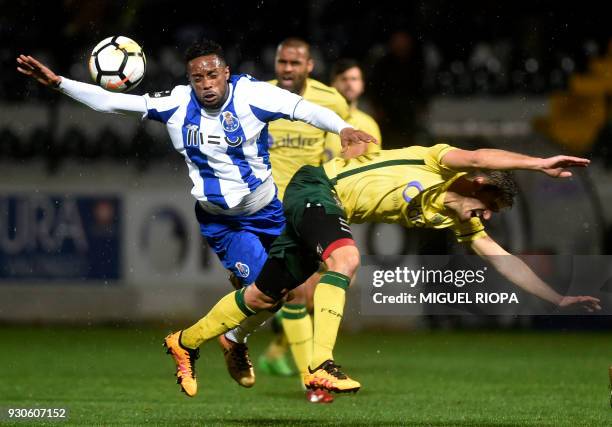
[{"x1": 369, "y1": 30, "x2": 428, "y2": 148}]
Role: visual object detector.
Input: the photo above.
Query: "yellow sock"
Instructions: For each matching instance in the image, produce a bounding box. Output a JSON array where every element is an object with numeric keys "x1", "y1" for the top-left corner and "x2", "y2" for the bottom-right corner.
[
  {"x1": 311, "y1": 272, "x2": 350, "y2": 369},
  {"x1": 181, "y1": 288, "x2": 255, "y2": 349},
  {"x1": 281, "y1": 303, "x2": 312, "y2": 375}
]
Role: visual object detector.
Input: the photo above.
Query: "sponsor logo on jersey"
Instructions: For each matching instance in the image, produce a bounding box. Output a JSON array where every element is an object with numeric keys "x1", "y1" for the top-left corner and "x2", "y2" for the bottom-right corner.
[
  {"x1": 429, "y1": 214, "x2": 445, "y2": 225},
  {"x1": 222, "y1": 111, "x2": 240, "y2": 132},
  {"x1": 185, "y1": 124, "x2": 203, "y2": 147},
  {"x1": 269, "y1": 134, "x2": 319, "y2": 148},
  {"x1": 224, "y1": 136, "x2": 244, "y2": 147},
  {"x1": 235, "y1": 262, "x2": 250, "y2": 278}
]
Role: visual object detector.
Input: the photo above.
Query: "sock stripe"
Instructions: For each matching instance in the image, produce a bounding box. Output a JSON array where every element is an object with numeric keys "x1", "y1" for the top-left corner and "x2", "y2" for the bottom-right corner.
[
  {"x1": 325, "y1": 271, "x2": 351, "y2": 281},
  {"x1": 281, "y1": 303, "x2": 307, "y2": 319},
  {"x1": 234, "y1": 288, "x2": 256, "y2": 316},
  {"x1": 320, "y1": 271, "x2": 350, "y2": 290},
  {"x1": 284, "y1": 303, "x2": 307, "y2": 310}
]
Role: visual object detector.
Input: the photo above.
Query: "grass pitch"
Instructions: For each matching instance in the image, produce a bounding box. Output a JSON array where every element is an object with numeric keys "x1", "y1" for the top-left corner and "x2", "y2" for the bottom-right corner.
[{"x1": 1, "y1": 327, "x2": 611, "y2": 426}]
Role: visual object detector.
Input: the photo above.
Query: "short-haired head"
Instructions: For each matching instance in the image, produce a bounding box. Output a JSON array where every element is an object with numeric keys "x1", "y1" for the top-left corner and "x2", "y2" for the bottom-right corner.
[
  {"x1": 274, "y1": 37, "x2": 313, "y2": 94},
  {"x1": 473, "y1": 170, "x2": 518, "y2": 210},
  {"x1": 276, "y1": 37, "x2": 311, "y2": 59},
  {"x1": 184, "y1": 39, "x2": 226, "y2": 65},
  {"x1": 184, "y1": 39, "x2": 229, "y2": 109}
]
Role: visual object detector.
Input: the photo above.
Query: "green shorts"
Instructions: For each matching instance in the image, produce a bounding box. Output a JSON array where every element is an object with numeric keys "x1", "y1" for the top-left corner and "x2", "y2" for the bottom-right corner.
[{"x1": 264, "y1": 165, "x2": 352, "y2": 291}]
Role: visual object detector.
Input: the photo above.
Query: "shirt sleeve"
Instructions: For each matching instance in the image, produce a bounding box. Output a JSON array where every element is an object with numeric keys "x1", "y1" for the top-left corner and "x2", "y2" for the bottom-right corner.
[
  {"x1": 293, "y1": 99, "x2": 352, "y2": 135},
  {"x1": 245, "y1": 79, "x2": 304, "y2": 122},
  {"x1": 452, "y1": 217, "x2": 488, "y2": 243},
  {"x1": 142, "y1": 87, "x2": 185, "y2": 123},
  {"x1": 58, "y1": 77, "x2": 147, "y2": 117},
  {"x1": 424, "y1": 143, "x2": 460, "y2": 175}
]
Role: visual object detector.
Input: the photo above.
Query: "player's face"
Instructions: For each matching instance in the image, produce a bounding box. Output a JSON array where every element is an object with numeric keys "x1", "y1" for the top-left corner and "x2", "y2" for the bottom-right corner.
[
  {"x1": 332, "y1": 66, "x2": 364, "y2": 104},
  {"x1": 275, "y1": 46, "x2": 313, "y2": 94},
  {"x1": 459, "y1": 192, "x2": 503, "y2": 222},
  {"x1": 187, "y1": 55, "x2": 230, "y2": 109}
]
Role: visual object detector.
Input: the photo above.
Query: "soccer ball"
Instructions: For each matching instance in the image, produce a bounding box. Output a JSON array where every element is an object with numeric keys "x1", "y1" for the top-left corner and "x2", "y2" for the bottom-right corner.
[{"x1": 89, "y1": 36, "x2": 146, "y2": 93}]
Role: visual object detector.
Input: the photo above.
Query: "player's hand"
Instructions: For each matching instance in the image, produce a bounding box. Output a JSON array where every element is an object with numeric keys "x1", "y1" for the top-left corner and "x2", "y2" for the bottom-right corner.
[
  {"x1": 558, "y1": 295, "x2": 601, "y2": 312},
  {"x1": 16, "y1": 55, "x2": 62, "y2": 88},
  {"x1": 538, "y1": 155, "x2": 590, "y2": 178},
  {"x1": 339, "y1": 128, "x2": 378, "y2": 153}
]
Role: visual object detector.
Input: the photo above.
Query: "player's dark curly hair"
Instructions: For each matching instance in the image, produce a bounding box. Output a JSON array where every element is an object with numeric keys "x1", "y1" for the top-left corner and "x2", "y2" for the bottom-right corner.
[
  {"x1": 184, "y1": 39, "x2": 226, "y2": 65},
  {"x1": 477, "y1": 170, "x2": 519, "y2": 209}
]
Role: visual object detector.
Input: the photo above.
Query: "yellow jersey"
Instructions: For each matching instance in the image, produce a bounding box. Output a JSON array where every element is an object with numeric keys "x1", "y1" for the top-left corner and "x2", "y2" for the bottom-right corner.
[
  {"x1": 322, "y1": 144, "x2": 487, "y2": 243},
  {"x1": 324, "y1": 106, "x2": 382, "y2": 160},
  {"x1": 268, "y1": 78, "x2": 350, "y2": 200}
]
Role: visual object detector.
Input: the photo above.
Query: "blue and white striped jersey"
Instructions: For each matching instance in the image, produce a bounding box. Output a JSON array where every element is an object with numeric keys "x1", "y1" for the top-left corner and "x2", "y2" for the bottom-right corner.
[{"x1": 143, "y1": 74, "x2": 302, "y2": 209}]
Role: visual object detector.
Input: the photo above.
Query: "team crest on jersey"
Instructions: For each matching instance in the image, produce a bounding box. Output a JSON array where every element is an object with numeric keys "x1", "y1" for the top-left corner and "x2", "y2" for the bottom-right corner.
[
  {"x1": 235, "y1": 262, "x2": 250, "y2": 278},
  {"x1": 222, "y1": 111, "x2": 240, "y2": 132},
  {"x1": 402, "y1": 181, "x2": 424, "y2": 203}
]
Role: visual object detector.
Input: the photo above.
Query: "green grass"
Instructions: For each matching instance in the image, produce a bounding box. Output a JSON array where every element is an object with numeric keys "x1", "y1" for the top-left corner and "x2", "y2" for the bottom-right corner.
[{"x1": 0, "y1": 327, "x2": 611, "y2": 426}]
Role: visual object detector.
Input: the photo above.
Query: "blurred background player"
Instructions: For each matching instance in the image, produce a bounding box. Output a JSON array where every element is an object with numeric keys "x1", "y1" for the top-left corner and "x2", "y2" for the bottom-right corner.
[
  {"x1": 268, "y1": 37, "x2": 352, "y2": 199},
  {"x1": 369, "y1": 30, "x2": 428, "y2": 148},
  {"x1": 326, "y1": 58, "x2": 382, "y2": 156}
]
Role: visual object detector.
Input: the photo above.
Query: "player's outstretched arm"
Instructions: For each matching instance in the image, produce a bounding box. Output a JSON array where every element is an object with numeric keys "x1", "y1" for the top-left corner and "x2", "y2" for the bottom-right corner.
[
  {"x1": 441, "y1": 148, "x2": 589, "y2": 178},
  {"x1": 16, "y1": 54, "x2": 147, "y2": 116},
  {"x1": 16, "y1": 55, "x2": 62, "y2": 87},
  {"x1": 469, "y1": 236, "x2": 601, "y2": 312},
  {"x1": 293, "y1": 99, "x2": 378, "y2": 153}
]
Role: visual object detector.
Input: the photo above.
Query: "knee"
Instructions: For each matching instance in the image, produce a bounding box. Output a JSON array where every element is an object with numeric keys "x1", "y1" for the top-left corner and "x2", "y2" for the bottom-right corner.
[
  {"x1": 325, "y1": 245, "x2": 360, "y2": 279},
  {"x1": 244, "y1": 283, "x2": 281, "y2": 311}
]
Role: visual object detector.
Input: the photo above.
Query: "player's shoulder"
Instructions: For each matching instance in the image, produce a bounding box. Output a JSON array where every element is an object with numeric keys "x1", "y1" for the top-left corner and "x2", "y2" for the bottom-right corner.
[
  {"x1": 230, "y1": 73, "x2": 259, "y2": 84},
  {"x1": 351, "y1": 108, "x2": 379, "y2": 129},
  {"x1": 352, "y1": 108, "x2": 375, "y2": 123},
  {"x1": 306, "y1": 79, "x2": 345, "y2": 103},
  {"x1": 233, "y1": 74, "x2": 283, "y2": 97}
]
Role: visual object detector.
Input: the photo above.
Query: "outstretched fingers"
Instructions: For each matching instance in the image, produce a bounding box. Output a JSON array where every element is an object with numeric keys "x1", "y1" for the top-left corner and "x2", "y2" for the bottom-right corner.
[{"x1": 16, "y1": 55, "x2": 35, "y2": 75}]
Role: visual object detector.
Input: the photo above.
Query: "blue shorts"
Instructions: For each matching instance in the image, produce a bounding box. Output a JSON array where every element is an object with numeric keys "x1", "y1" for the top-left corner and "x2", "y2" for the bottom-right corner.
[{"x1": 195, "y1": 197, "x2": 285, "y2": 286}]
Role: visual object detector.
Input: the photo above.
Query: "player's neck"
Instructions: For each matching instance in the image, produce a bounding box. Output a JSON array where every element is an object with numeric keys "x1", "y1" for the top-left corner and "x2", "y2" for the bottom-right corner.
[
  {"x1": 297, "y1": 82, "x2": 307, "y2": 96},
  {"x1": 442, "y1": 191, "x2": 461, "y2": 214},
  {"x1": 443, "y1": 179, "x2": 477, "y2": 215}
]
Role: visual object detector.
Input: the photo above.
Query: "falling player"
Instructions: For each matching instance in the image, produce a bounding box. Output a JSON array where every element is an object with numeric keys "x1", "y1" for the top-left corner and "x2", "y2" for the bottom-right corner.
[{"x1": 161, "y1": 144, "x2": 601, "y2": 394}]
